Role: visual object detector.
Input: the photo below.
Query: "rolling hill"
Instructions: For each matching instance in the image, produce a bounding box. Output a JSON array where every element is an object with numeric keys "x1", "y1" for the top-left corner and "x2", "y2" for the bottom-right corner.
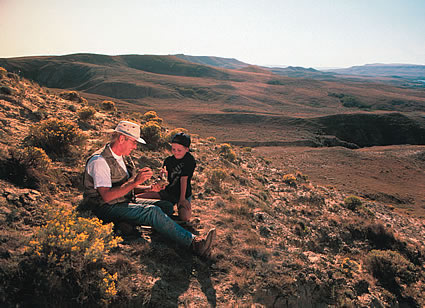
[
  {"x1": 0, "y1": 64, "x2": 424, "y2": 307},
  {"x1": 1, "y1": 53, "x2": 425, "y2": 148}
]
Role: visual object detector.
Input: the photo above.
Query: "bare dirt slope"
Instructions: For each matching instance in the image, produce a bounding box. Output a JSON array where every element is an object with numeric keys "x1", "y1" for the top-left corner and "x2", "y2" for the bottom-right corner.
[{"x1": 254, "y1": 145, "x2": 425, "y2": 218}]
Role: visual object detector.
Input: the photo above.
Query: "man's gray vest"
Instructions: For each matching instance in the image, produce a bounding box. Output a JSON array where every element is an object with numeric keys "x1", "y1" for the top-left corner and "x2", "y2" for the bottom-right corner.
[{"x1": 82, "y1": 144, "x2": 135, "y2": 208}]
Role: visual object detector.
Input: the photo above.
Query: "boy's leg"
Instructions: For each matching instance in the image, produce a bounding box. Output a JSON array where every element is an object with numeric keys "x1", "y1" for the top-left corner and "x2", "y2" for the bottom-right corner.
[
  {"x1": 178, "y1": 199, "x2": 192, "y2": 222},
  {"x1": 95, "y1": 200, "x2": 193, "y2": 247}
]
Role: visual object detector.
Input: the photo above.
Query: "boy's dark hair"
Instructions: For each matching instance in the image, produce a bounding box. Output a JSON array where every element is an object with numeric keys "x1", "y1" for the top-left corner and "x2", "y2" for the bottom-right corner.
[{"x1": 171, "y1": 132, "x2": 191, "y2": 148}]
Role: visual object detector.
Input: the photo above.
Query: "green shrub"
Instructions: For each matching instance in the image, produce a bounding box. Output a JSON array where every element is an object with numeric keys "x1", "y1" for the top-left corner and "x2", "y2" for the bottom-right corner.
[
  {"x1": 365, "y1": 250, "x2": 417, "y2": 294},
  {"x1": 77, "y1": 106, "x2": 96, "y2": 121},
  {"x1": 21, "y1": 202, "x2": 122, "y2": 305},
  {"x1": 101, "y1": 100, "x2": 116, "y2": 111},
  {"x1": 27, "y1": 118, "x2": 87, "y2": 159},
  {"x1": 207, "y1": 168, "x2": 227, "y2": 192},
  {"x1": 344, "y1": 196, "x2": 362, "y2": 211},
  {"x1": 59, "y1": 91, "x2": 87, "y2": 104},
  {"x1": 141, "y1": 121, "x2": 162, "y2": 149},
  {"x1": 0, "y1": 146, "x2": 52, "y2": 189}
]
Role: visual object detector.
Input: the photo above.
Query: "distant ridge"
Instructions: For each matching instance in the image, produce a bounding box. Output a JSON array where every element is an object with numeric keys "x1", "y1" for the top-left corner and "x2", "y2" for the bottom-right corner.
[
  {"x1": 270, "y1": 66, "x2": 337, "y2": 80},
  {"x1": 0, "y1": 53, "x2": 233, "y2": 90},
  {"x1": 324, "y1": 63, "x2": 425, "y2": 80},
  {"x1": 174, "y1": 54, "x2": 249, "y2": 69}
]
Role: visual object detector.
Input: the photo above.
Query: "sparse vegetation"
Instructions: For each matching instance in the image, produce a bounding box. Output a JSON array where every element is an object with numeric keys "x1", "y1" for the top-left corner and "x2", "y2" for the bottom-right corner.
[
  {"x1": 0, "y1": 66, "x2": 7, "y2": 78},
  {"x1": 283, "y1": 173, "x2": 297, "y2": 187},
  {"x1": 366, "y1": 250, "x2": 417, "y2": 295},
  {"x1": 328, "y1": 92, "x2": 370, "y2": 109},
  {"x1": 59, "y1": 90, "x2": 87, "y2": 104},
  {"x1": 142, "y1": 110, "x2": 163, "y2": 124},
  {"x1": 26, "y1": 118, "x2": 87, "y2": 160},
  {"x1": 344, "y1": 195, "x2": 363, "y2": 211},
  {"x1": 0, "y1": 61, "x2": 424, "y2": 308},
  {"x1": 218, "y1": 143, "x2": 237, "y2": 163},
  {"x1": 207, "y1": 168, "x2": 227, "y2": 192},
  {"x1": 140, "y1": 121, "x2": 162, "y2": 149},
  {"x1": 101, "y1": 100, "x2": 117, "y2": 112},
  {"x1": 207, "y1": 136, "x2": 216, "y2": 143},
  {"x1": 0, "y1": 146, "x2": 52, "y2": 189},
  {"x1": 77, "y1": 106, "x2": 97, "y2": 122}
]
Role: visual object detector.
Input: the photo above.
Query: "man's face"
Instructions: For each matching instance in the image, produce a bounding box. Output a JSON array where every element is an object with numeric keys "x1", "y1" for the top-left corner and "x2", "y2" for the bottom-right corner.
[
  {"x1": 122, "y1": 136, "x2": 138, "y2": 155},
  {"x1": 171, "y1": 143, "x2": 188, "y2": 159}
]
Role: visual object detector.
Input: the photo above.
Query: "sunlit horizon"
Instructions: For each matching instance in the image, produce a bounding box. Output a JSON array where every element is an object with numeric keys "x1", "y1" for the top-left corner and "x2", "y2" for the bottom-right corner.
[{"x1": 1, "y1": 0, "x2": 424, "y2": 69}]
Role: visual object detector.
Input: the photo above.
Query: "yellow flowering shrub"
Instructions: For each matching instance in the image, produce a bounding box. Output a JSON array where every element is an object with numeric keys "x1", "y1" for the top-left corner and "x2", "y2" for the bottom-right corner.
[
  {"x1": 27, "y1": 118, "x2": 87, "y2": 159},
  {"x1": 0, "y1": 66, "x2": 7, "y2": 78},
  {"x1": 142, "y1": 110, "x2": 163, "y2": 124},
  {"x1": 218, "y1": 143, "x2": 237, "y2": 162},
  {"x1": 25, "y1": 202, "x2": 122, "y2": 304},
  {"x1": 28, "y1": 203, "x2": 121, "y2": 264},
  {"x1": 283, "y1": 174, "x2": 297, "y2": 187},
  {"x1": 141, "y1": 121, "x2": 163, "y2": 148},
  {"x1": 341, "y1": 257, "x2": 361, "y2": 277}
]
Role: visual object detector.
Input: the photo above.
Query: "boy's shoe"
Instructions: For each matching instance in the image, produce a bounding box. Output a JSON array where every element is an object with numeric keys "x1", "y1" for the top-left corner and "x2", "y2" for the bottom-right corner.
[{"x1": 191, "y1": 228, "x2": 216, "y2": 257}]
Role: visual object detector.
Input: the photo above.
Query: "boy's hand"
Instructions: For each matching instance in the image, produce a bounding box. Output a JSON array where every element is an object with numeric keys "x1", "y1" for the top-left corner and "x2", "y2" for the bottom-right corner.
[{"x1": 160, "y1": 167, "x2": 168, "y2": 179}]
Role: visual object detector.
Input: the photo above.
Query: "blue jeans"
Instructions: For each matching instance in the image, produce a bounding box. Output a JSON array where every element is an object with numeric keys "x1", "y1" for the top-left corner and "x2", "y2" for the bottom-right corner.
[{"x1": 93, "y1": 198, "x2": 194, "y2": 247}]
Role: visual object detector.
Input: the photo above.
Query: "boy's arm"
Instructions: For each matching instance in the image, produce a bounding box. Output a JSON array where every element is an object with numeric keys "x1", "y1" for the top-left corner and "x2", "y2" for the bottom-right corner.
[{"x1": 179, "y1": 176, "x2": 189, "y2": 202}]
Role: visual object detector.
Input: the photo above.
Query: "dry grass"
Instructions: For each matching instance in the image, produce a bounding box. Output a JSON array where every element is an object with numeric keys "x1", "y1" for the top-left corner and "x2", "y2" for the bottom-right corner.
[{"x1": 0, "y1": 66, "x2": 424, "y2": 307}]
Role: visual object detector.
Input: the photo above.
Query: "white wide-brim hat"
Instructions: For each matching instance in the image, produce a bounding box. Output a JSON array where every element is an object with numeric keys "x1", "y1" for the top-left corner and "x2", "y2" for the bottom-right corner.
[{"x1": 114, "y1": 121, "x2": 146, "y2": 144}]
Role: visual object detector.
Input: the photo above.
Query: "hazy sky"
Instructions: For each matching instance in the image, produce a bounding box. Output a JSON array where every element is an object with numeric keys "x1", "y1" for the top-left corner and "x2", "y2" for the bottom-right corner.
[{"x1": 1, "y1": 0, "x2": 424, "y2": 68}]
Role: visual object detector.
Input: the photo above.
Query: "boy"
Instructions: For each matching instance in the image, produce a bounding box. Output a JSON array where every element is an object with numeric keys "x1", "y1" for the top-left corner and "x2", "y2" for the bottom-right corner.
[{"x1": 138, "y1": 132, "x2": 196, "y2": 222}]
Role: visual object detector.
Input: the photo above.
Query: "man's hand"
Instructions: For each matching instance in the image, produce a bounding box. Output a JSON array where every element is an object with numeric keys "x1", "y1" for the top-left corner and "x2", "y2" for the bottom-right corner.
[
  {"x1": 134, "y1": 167, "x2": 153, "y2": 185},
  {"x1": 151, "y1": 182, "x2": 166, "y2": 192}
]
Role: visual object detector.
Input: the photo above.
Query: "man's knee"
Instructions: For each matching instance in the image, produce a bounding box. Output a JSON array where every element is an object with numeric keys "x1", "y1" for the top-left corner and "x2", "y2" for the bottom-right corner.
[{"x1": 155, "y1": 200, "x2": 174, "y2": 216}]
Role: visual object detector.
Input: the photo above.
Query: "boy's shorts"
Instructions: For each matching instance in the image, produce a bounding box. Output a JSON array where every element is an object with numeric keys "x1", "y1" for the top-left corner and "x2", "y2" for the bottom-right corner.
[{"x1": 159, "y1": 190, "x2": 192, "y2": 204}]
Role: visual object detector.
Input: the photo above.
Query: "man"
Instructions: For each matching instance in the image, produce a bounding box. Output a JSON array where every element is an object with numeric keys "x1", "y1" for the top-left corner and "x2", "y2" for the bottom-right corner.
[{"x1": 82, "y1": 120, "x2": 215, "y2": 257}]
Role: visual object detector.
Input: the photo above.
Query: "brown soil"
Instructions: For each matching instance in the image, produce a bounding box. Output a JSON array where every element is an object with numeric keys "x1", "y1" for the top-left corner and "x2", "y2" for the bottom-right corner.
[{"x1": 254, "y1": 145, "x2": 425, "y2": 218}]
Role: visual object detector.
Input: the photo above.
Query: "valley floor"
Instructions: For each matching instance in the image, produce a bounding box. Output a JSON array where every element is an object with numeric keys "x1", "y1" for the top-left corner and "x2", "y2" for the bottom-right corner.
[{"x1": 254, "y1": 145, "x2": 425, "y2": 218}]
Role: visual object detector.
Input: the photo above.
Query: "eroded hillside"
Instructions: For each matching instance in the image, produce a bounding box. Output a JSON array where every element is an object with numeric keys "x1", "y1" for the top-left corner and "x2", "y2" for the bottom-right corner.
[
  {"x1": 2, "y1": 54, "x2": 425, "y2": 148},
  {"x1": 0, "y1": 68, "x2": 424, "y2": 307}
]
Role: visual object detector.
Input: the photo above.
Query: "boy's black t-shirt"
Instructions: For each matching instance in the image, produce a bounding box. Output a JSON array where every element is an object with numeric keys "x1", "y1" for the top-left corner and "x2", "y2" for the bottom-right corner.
[{"x1": 161, "y1": 152, "x2": 196, "y2": 203}]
